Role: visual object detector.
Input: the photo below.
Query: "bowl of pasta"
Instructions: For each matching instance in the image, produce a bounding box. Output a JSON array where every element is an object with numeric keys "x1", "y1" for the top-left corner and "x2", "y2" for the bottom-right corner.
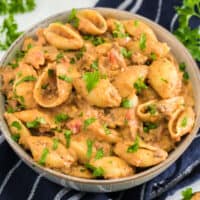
[{"x1": 0, "y1": 8, "x2": 200, "y2": 192}]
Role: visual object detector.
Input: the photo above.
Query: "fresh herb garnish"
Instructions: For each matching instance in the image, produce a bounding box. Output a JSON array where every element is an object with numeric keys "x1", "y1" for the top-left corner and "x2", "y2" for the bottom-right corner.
[
  {"x1": 48, "y1": 69, "x2": 54, "y2": 77},
  {"x1": 83, "y1": 117, "x2": 96, "y2": 130},
  {"x1": 183, "y1": 71, "x2": 189, "y2": 81},
  {"x1": 70, "y1": 57, "x2": 76, "y2": 64},
  {"x1": 139, "y1": 33, "x2": 146, "y2": 51},
  {"x1": 134, "y1": 77, "x2": 148, "y2": 93},
  {"x1": 121, "y1": 99, "x2": 134, "y2": 108},
  {"x1": 38, "y1": 148, "x2": 49, "y2": 166},
  {"x1": 11, "y1": 121, "x2": 21, "y2": 130},
  {"x1": 160, "y1": 77, "x2": 168, "y2": 83},
  {"x1": 11, "y1": 134, "x2": 20, "y2": 142},
  {"x1": 75, "y1": 46, "x2": 86, "y2": 60},
  {"x1": 83, "y1": 35, "x2": 105, "y2": 46},
  {"x1": 26, "y1": 117, "x2": 46, "y2": 128},
  {"x1": 56, "y1": 52, "x2": 64, "y2": 63},
  {"x1": 146, "y1": 104, "x2": 157, "y2": 115},
  {"x1": 103, "y1": 124, "x2": 111, "y2": 135},
  {"x1": 174, "y1": 0, "x2": 200, "y2": 62},
  {"x1": 90, "y1": 59, "x2": 99, "y2": 70},
  {"x1": 58, "y1": 74, "x2": 72, "y2": 83},
  {"x1": 52, "y1": 138, "x2": 59, "y2": 150},
  {"x1": 41, "y1": 83, "x2": 49, "y2": 90},
  {"x1": 181, "y1": 117, "x2": 188, "y2": 127},
  {"x1": 120, "y1": 47, "x2": 132, "y2": 59},
  {"x1": 68, "y1": 8, "x2": 79, "y2": 28},
  {"x1": 83, "y1": 71, "x2": 100, "y2": 92},
  {"x1": 95, "y1": 148, "x2": 104, "y2": 160},
  {"x1": 85, "y1": 163, "x2": 104, "y2": 177},
  {"x1": 181, "y1": 187, "x2": 193, "y2": 200},
  {"x1": 127, "y1": 136, "x2": 139, "y2": 153},
  {"x1": 134, "y1": 20, "x2": 139, "y2": 27},
  {"x1": 15, "y1": 75, "x2": 37, "y2": 86},
  {"x1": 179, "y1": 62, "x2": 186, "y2": 72},
  {"x1": 64, "y1": 130, "x2": 72, "y2": 148},
  {"x1": 179, "y1": 63, "x2": 190, "y2": 81},
  {"x1": 113, "y1": 22, "x2": 128, "y2": 38},
  {"x1": 150, "y1": 52, "x2": 157, "y2": 61},
  {"x1": 143, "y1": 122, "x2": 158, "y2": 133},
  {"x1": 86, "y1": 139, "x2": 93, "y2": 158},
  {"x1": 54, "y1": 113, "x2": 69, "y2": 123}
]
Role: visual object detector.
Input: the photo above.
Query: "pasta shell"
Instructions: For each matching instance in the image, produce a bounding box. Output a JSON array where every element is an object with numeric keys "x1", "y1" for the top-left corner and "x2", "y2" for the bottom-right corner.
[
  {"x1": 73, "y1": 78, "x2": 121, "y2": 108},
  {"x1": 168, "y1": 107, "x2": 195, "y2": 141},
  {"x1": 90, "y1": 156, "x2": 134, "y2": 179},
  {"x1": 43, "y1": 23, "x2": 83, "y2": 50},
  {"x1": 4, "y1": 112, "x2": 31, "y2": 149},
  {"x1": 68, "y1": 165, "x2": 93, "y2": 179},
  {"x1": 148, "y1": 59, "x2": 182, "y2": 99},
  {"x1": 33, "y1": 63, "x2": 72, "y2": 108},
  {"x1": 112, "y1": 65, "x2": 148, "y2": 98},
  {"x1": 27, "y1": 136, "x2": 77, "y2": 169},
  {"x1": 123, "y1": 19, "x2": 157, "y2": 41},
  {"x1": 114, "y1": 139, "x2": 168, "y2": 167},
  {"x1": 77, "y1": 9, "x2": 107, "y2": 35}
]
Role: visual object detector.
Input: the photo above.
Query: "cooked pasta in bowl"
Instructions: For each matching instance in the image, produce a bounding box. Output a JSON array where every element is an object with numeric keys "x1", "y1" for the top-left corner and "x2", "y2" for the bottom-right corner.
[{"x1": 0, "y1": 8, "x2": 200, "y2": 192}]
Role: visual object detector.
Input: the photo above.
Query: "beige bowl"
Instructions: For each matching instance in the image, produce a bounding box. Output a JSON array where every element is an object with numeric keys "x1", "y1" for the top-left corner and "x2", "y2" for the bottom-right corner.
[{"x1": 0, "y1": 8, "x2": 200, "y2": 192}]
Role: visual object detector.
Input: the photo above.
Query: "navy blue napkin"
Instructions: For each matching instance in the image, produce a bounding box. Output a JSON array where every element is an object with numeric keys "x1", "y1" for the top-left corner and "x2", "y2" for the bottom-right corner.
[{"x1": 0, "y1": 0, "x2": 200, "y2": 200}]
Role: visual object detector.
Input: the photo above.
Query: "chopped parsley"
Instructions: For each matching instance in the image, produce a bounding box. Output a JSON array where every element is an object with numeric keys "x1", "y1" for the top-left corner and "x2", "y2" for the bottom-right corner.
[
  {"x1": 48, "y1": 69, "x2": 54, "y2": 77},
  {"x1": 11, "y1": 121, "x2": 21, "y2": 130},
  {"x1": 11, "y1": 134, "x2": 20, "y2": 142},
  {"x1": 86, "y1": 139, "x2": 93, "y2": 159},
  {"x1": 121, "y1": 99, "x2": 134, "y2": 108},
  {"x1": 103, "y1": 124, "x2": 111, "y2": 135},
  {"x1": 83, "y1": 117, "x2": 96, "y2": 130},
  {"x1": 83, "y1": 71, "x2": 100, "y2": 92},
  {"x1": 70, "y1": 57, "x2": 76, "y2": 64},
  {"x1": 181, "y1": 187, "x2": 193, "y2": 200},
  {"x1": 150, "y1": 52, "x2": 157, "y2": 61},
  {"x1": 90, "y1": 59, "x2": 99, "y2": 70},
  {"x1": 85, "y1": 163, "x2": 104, "y2": 177},
  {"x1": 83, "y1": 35, "x2": 105, "y2": 46},
  {"x1": 120, "y1": 47, "x2": 132, "y2": 59},
  {"x1": 127, "y1": 136, "x2": 139, "y2": 153},
  {"x1": 52, "y1": 138, "x2": 59, "y2": 150},
  {"x1": 54, "y1": 113, "x2": 69, "y2": 123},
  {"x1": 146, "y1": 104, "x2": 157, "y2": 115},
  {"x1": 95, "y1": 148, "x2": 104, "y2": 160},
  {"x1": 26, "y1": 117, "x2": 46, "y2": 128},
  {"x1": 181, "y1": 117, "x2": 188, "y2": 127},
  {"x1": 134, "y1": 77, "x2": 148, "y2": 93},
  {"x1": 15, "y1": 75, "x2": 37, "y2": 86},
  {"x1": 134, "y1": 20, "x2": 139, "y2": 27},
  {"x1": 183, "y1": 71, "x2": 189, "y2": 81},
  {"x1": 38, "y1": 148, "x2": 49, "y2": 166},
  {"x1": 68, "y1": 8, "x2": 79, "y2": 28},
  {"x1": 112, "y1": 22, "x2": 128, "y2": 38},
  {"x1": 143, "y1": 122, "x2": 158, "y2": 133},
  {"x1": 64, "y1": 130, "x2": 72, "y2": 148},
  {"x1": 58, "y1": 74, "x2": 72, "y2": 83},
  {"x1": 41, "y1": 83, "x2": 49, "y2": 90},
  {"x1": 160, "y1": 77, "x2": 168, "y2": 83},
  {"x1": 139, "y1": 33, "x2": 146, "y2": 51},
  {"x1": 179, "y1": 63, "x2": 190, "y2": 81},
  {"x1": 56, "y1": 52, "x2": 64, "y2": 63},
  {"x1": 75, "y1": 47, "x2": 86, "y2": 60}
]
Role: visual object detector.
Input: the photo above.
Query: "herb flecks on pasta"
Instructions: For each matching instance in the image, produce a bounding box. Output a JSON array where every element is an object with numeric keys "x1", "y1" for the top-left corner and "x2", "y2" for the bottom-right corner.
[{"x1": 1, "y1": 9, "x2": 195, "y2": 180}]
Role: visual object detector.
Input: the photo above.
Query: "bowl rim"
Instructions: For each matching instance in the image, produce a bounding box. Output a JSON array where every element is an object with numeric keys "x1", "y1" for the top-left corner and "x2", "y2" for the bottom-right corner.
[{"x1": 0, "y1": 7, "x2": 200, "y2": 186}]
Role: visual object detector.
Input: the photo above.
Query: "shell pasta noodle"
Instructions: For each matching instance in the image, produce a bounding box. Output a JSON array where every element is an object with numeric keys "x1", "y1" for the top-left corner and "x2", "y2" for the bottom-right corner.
[{"x1": 0, "y1": 9, "x2": 196, "y2": 180}]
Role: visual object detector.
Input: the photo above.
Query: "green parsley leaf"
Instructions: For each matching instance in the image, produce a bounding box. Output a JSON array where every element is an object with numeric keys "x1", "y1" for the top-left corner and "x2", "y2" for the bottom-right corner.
[
  {"x1": 86, "y1": 139, "x2": 93, "y2": 158},
  {"x1": 11, "y1": 134, "x2": 20, "y2": 143},
  {"x1": 83, "y1": 35, "x2": 105, "y2": 46},
  {"x1": 70, "y1": 57, "x2": 76, "y2": 64},
  {"x1": 143, "y1": 122, "x2": 158, "y2": 133},
  {"x1": 113, "y1": 22, "x2": 128, "y2": 38},
  {"x1": 58, "y1": 74, "x2": 72, "y2": 83},
  {"x1": 183, "y1": 71, "x2": 189, "y2": 81},
  {"x1": 48, "y1": 69, "x2": 54, "y2": 77},
  {"x1": 41, "y1": 83, "x2": 49, "y2": 90},
  {"x1": 68, "y1": 8, "x2": 79, "y2": 28},
  {"x1": 146, "y1": 104, "x2": 157, "y2": 115},
  {"x1": 120, "y1": 47, "x2": 132, "y2": 59},
  {"x1": 181, "y1": 187, "x2": 193, "y2": 200},
  {"x1": 26, "y1": 117, "x2": 46, "y2": 128},
  {"x1": 121, "y1": 99, "x2": 134, "y2": 108},
  {"x1": 134, "y1": 77, "x2": 148, "y2": 93},
  {"x1": 90, "y1": 59, "x2": 99, "y2": 70},
  {"x1": 54, "y1": 113, "x2": 69, "y2": 123},
  {"x1": 38, "y1": 148, "x2": 49, "y2": 166},
  {"x1": 56, "y1": 52, "x2": 64, "y2": 63},
  {"x1": 64, "y1": 130, "x2": 72, "y2": 148},
  {"x1": 84, "y1": 117, "x2": 96, "y2": 130},
  {"x1": 127, "y1": 136, "x2": 139, "y2": 153},
  {"x1": 150, "y1": 52, "x2": 157, "y2": 61},
  {"x1": 139, "y1": 33, "x2": 146, "y2": 51},
  {"x1": 134, "y1": 20, "x2": 139, "y2": 27},
  {"x1": 52, "y1": 138, "x2": 59, "y2": 150},
  {"x1": 75, "y1": 47, "x2": 86, "y2": 60},
  {"x1": 7, "y1": 106, "x2": 15, "y2": 113},
  {"x1": 95, "y1": 148, "x2": 104, "y2": 160},
  {"x1": 179, "y1": 63, "x2": 186, "y2": 72},
  {"x1": 11, "y1": 121, "x2": 21, "y2": 130},
  {"x1": 103, "y1": 124, "x2": 111, "y2": 135},
  {"x1": 15, "y1": 75, "x2": 37, "y2": 86},
  {"x1": 83, "y1": 71, "x2": 100, "y2": 92},
  {"x1": 181, "y1": 117, "x2": 188, "y2": 127},
  {"x1": 85, "y1": 163, "x2": 104, "y2": 177}
]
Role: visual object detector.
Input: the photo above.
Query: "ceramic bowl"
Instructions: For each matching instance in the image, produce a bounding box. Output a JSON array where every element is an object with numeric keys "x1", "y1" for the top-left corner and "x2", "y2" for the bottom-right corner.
[{"x1": 0, "y1": 8, "x2": 200, "y2": 192}]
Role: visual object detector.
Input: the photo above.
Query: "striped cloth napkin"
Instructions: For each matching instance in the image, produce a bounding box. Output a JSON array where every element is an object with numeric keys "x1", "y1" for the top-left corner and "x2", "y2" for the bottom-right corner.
[{"x1": 0, "y1": 0, "x2": 200, "y2": 199}]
